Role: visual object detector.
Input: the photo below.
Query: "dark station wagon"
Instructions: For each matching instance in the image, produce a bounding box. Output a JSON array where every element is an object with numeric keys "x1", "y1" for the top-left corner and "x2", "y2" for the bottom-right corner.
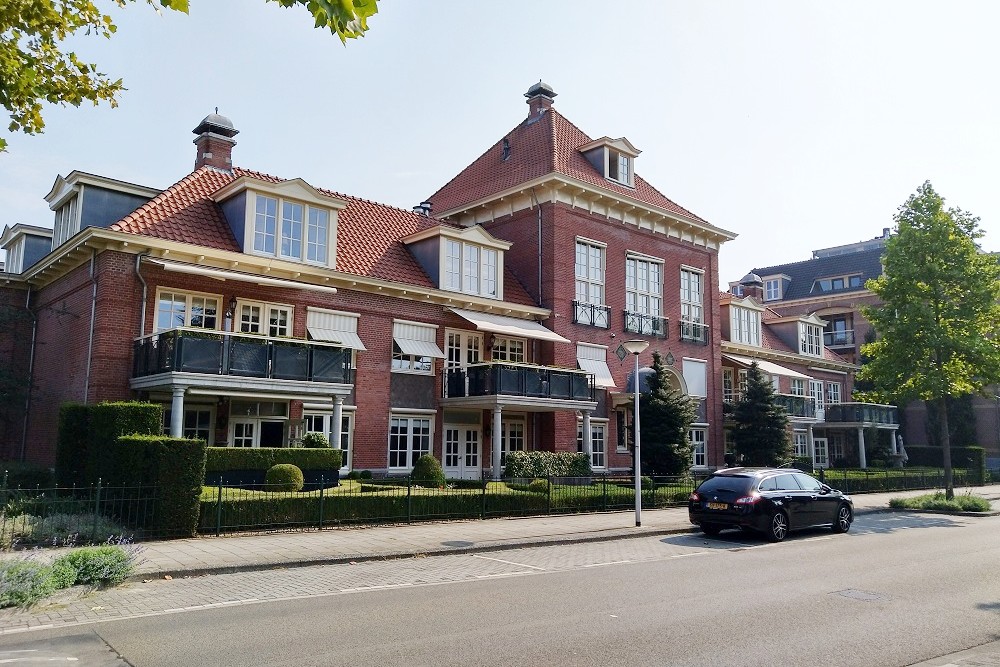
[{"x1": 688, "y1": 467, "x2": 854, "y2": 542}]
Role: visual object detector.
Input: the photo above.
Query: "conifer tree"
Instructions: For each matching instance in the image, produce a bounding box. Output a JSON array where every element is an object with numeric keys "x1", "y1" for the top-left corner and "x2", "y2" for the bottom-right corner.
[
  {"x1": 733, "y1": 362, "x2": 791, "y2": 466},
  {"x1": 640, "y1": 350, "x2": 697, "y2": 475}
]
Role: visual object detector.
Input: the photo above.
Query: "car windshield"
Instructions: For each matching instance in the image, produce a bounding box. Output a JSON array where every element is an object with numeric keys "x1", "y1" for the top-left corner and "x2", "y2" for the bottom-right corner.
[{"x1": 698, "y1": 475, "x2": 753, "y2": 494}]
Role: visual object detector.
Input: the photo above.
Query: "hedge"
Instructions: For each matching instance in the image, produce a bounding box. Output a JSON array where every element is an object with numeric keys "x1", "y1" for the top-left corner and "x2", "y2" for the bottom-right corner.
[
  {"x1": 55, "y1": 404, "x2": 90, "y2": 487},
  {"x1": 902, "y1": 446, "x2": 986, "y2": 484},
  {"x1": 502, "y1": 451, "x2": 592, "y2": 478},
  {"x1": 89, "y1": 403, "x2": 161, "y2": 482},
  {"x1": 115, "y1": 435, "x2": 207, "y2": 537},
  {"x1": 205, "y1": 447, "x2": 342, "y2": 472}
]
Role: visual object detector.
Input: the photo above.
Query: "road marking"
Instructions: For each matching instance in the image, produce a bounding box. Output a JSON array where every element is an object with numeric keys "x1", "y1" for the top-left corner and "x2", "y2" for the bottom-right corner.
[
  {"x1": 471, "y1": 554, "x2": 546, "y2": 570},
  {"x1": 582, "y1": 560, "x2": 632, "y2": 568},
  {"x1": 164, "y1": 598, "x2": 258, "y2": 613},
  {"x1": 671, "y1": 552, "x2": 710, "y2": 558},
  {"x1": 475, "y1": 571, "x2": 536, "y2": 579}
]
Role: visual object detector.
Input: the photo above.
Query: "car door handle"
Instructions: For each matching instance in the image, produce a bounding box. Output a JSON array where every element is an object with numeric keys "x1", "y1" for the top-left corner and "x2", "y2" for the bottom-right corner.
[
  {"x1": 783, "y1": 495, "x2": 792, "y2": 501},
  {"x1": 810, "y1": 495, "x2": 818, "y2": 500}
]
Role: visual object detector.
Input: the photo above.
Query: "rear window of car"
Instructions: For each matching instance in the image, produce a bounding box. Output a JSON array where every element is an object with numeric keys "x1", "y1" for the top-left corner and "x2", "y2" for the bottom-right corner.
[{"x1": 698, "y1": 475, "x2": 754, "y2": 494}]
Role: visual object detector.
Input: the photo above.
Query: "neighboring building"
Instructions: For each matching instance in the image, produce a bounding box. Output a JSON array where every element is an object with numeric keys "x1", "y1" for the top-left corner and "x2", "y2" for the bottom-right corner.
[
  {"x1": 721, "y1": 274, "x2": 898, "y2": 468},
  {"x1": 0, "y1": 83, "x2": 736, "y2": 477}
]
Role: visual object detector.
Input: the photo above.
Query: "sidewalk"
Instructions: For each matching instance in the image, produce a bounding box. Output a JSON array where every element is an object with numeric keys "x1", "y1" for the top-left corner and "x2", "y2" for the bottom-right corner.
[{"x1": 6, "y1": 485, "x2": 1000, "y2": 581}]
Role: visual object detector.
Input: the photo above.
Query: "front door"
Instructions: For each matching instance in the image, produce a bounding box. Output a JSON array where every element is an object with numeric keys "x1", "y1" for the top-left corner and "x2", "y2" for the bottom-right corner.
[
  {"x1": 813, "y1": 437, "x2": 828, "y2": 468},
  {"x1": 443, "y1": 425, "x2": 481, "y2": 480}
]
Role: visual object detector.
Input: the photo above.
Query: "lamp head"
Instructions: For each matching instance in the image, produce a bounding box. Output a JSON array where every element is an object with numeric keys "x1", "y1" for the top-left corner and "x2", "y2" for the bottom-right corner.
[{"x1": 622, "y1": 339, "x2": 649, "y2": 355}]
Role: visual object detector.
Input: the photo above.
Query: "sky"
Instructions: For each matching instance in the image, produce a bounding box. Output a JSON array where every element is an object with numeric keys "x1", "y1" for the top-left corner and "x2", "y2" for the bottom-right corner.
[{"x1": 1, "y1": 1, "x2": 997, "y2": 287}]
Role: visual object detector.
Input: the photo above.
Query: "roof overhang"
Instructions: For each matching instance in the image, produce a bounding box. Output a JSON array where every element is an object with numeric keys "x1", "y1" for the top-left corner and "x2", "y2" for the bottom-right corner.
[
  {"x1": 145, "y1": 257, "x2": 339, "y2": 294},
  {"x1": 722, "y1": 354, "x2": 812, "y2": 380},
  {"x1": 448, "y1": 307, "x2": 568, "y2": 343},
  {"x1": 721, "y1": 342, "x2": 857, "y2": 374}
]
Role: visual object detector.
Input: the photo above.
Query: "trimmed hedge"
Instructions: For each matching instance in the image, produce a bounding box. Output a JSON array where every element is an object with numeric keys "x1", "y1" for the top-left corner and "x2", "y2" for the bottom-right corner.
[
  {"x1": 206, "y1": 447, "x2": 342, "y2": 472},
  {"x1": 89, "y1": 403, "x2": 161, "y2": 482},
  {"x1": 55, "y1": 404, "x2": 90, "y2": 487},
  {"x1": 503, "y1": 451, "x2": 592, "y2": 478},
  {"x1": 116, "y1": 435, "x2": 207, "y2": 537},
  {"x1": 901, "y1": 446, "x2": 986, "y2": 483}
]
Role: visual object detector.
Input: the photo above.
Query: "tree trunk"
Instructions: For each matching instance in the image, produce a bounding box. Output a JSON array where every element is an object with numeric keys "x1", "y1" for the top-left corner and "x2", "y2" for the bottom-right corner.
[{"x1": 938, "y1": 397, "x2": 954, "y2": 500}]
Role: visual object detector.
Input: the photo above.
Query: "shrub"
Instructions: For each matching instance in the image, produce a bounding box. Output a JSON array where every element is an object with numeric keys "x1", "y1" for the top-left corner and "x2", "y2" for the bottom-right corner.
[
  {"x1": 503, "y1": 451, "x2": 591, "y2": 479},
  {"x1": 0, "y1": 559, "x2": 58, "y2": 608},
  {"x1": 411, "y1": 455, "x2": 446, "y2": 488},
  {"x1": 345, "y1": 471, "x2": 361, "y2": 480},
  {"x1": 56, "y1": 403, "x2": 90, "y2": 487},
  {"x1": 54, "y1": 545, "x2": 137, "y2": 587},
  {"x1": 527, "y1": 478, "x2": 549, "y2": 493},
  {"x1": 265, "y1": 464, "x2": 304, "y2": 492},
  {"x1": 359, "y1": 470, "x2": 373, "y2": 480},
  {"x1": 23, "y1": 513, "x2": 130, "y2": 546},
  {"x1": 1, "y1": 462, "x2": 54, "y2": 489},
  {"x1": 301, "y1": 432, "x2": 331, "y2": 449},
  {"x1": 88, "y1": 402, "x2": 162, "y2": 482}
]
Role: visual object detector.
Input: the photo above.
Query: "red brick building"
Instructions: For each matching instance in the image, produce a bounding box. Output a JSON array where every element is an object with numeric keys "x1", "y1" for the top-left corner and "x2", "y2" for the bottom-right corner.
[{"x1": 1, "y1": 84, "x2": 736, "y2": 477}]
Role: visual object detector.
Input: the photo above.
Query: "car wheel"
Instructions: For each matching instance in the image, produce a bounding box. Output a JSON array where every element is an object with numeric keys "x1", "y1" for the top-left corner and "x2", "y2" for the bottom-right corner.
[
  {"x1": 767, "y1": 511, "x2": 788, "y2": 542},
  {"x1": 701, "y1": 523, "x2": 722, "y2": 536},
  {"x1": 832, "y1": 504, "x2": 853, "y2": 533}
]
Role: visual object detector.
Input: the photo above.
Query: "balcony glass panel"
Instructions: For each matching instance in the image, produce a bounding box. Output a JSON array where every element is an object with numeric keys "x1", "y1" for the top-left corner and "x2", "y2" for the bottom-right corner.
[
  {"x1": 774, "y1": 394, "x2": 816, "y2": 419},
  {"x1": 229, "y1": 338, "x2": 269, "y2": 377},
  {"x1": 679, "y1": 321, "x2": 709, "y2": 345},
  {"x1": 572, "y1": 301, "x2": 611, "y2": 329},
  {"x1": 624, "y1": 311, "x2": 668, "y2": 338},
  {"x1": 272, "y1": 342, "x2": 309, "y2": 381},
  {"x1": 440, "y1": 363, "x2": 594, "y2": 402}
]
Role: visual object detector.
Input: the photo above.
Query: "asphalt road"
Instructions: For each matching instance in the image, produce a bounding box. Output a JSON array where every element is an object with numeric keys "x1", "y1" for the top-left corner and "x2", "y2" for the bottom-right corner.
[{"x1": 2, "y1": 511, "x2": 998, "y2": 666}]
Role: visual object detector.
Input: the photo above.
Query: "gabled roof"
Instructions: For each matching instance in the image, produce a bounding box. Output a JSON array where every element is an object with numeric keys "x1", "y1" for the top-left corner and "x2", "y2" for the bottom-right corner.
[
  {"x1": 752, "y1": 245, "x2": 884, "y2": 301},
  {"x1": 109, "y1": 166, "x2": 537, "y2": 307},
  {"x1": 427, "y1": 108, "x2": 708, "y2": 224}
]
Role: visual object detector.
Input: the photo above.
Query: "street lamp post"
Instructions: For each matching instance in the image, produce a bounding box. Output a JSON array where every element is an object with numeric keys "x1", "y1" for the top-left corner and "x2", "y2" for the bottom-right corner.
[{"x1": 623, "y1": 339, "x2": 649, "y2": 527}]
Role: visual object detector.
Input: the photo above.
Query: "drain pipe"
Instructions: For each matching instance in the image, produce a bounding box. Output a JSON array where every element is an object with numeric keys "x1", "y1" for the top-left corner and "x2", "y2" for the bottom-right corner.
[
  {"x1": 18, "y1": 285, "x2": 37, "y2": 461},
  {"x1": 83, "y1": 249, "x2": 98, "y2": 403},
  {"x1": 135, "y1": 251, "x2": 150, "y2": 337}
]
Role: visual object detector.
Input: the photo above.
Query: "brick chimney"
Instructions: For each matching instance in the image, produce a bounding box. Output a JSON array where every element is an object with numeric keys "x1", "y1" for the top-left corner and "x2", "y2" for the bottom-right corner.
[
  {"x1": 524, "y1": 80, "x2": 557, "y2": 119},
  {"x1": 192, "y1": 111, "x2": 239, "y2": 171},
  {"x1": 739, "y1": 272, "x2": 765, "y2": 300}
]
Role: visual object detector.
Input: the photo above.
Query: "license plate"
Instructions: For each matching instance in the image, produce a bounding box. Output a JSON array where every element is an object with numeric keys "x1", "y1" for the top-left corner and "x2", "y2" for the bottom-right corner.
[{"x1": 707, "y1": 502, "x2": 728, "y2": 510}]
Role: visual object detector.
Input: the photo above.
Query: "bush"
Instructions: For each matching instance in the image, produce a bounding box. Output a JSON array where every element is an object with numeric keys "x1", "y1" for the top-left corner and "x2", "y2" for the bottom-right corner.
[
  {"x1": 1, "y1": 462, "x2": 54, "y2": 489},
  {"x1": 503, "y1": 451, "x2": 592, "y2": 479},
  {"x1": 265, "y1": 464, "x2": 305, "y2": 492},
  {"x1": 301, "y1": 432, "x2": 331, "y2": 449},
  {"x1": 55, "y1": 545, "x2": 137, "y2": 587},
  {"x1": 22, "y1": 513, "x2": 130, "y2": 546},
  {"x1": 411, "y1": 455, "x2": 446, "y2": 488},
  {"x1": 0, "y1": 560, "x2": 58, "y2": 608},
  {"x1": 359, "y1": 470, "x2": 373, "y2": 480},
  {"x1": 0, "y1": 544, "x2": 137, "y2": 609},
  {"x1": 88, "y1": 402, "x2": 162, "y2": 482},
  {"x1": 527, "y1": 478, "x2": 549, "y2": 493},
  {"x1": 345, "y1": 471, "x2": 361, "y2": 480},
  {"x1": 56, "y1": 403, "x2": 90, "y2": 487},
  {"x1": 205, "y1": 447, "x2": 341, "y2": 473}
]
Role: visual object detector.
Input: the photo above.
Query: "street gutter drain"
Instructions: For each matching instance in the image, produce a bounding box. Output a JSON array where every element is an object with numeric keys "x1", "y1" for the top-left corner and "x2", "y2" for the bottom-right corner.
[{"x1": 833, "y1": 589, "x2": 890, "y2": 602}]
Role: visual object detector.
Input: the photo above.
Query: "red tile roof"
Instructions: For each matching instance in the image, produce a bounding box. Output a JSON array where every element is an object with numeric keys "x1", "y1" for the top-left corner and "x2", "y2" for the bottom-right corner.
[
  {"x1": 110, "y1": 167, "x2": 538, "y2": 307},
  {"x1": 428, "y1": 109, "x2": 708, "y2": 224}
]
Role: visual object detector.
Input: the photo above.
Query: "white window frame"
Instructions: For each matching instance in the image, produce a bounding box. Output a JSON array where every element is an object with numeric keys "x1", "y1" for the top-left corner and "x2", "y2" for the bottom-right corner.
[
  {"x1": 492, "y1": 336, "x2": 526, "y2": 363},
  {"x1": 237, "y1": 300, "x2": 294, "y2": 338},
  {"x1": 445, "y1": 329, "x2": 483, "y2": 369},
  {"x1": 162, "y1": 406, "x2": 215, "y2": 444},
  {"x1": 827, "y1": 382, "x2": 842, "y2": 404},
  {"x1": 682, "y1": 358, "x2": 708, "y2": 398},
  {"x1": 790, "y1": 378, "x2": 805, "y2": 396},
  {"x1": 444, "y1": 240, "x2": 498, "y2": 299},
  {"x1": 809, "y1": 380, "x2": 825, "y2": 411},
  {"x1": 577, "y1": 419, "x2": 608, "y2": 470},
  {"x1": 607, "y1": 149, "x2": 633, "y2": 186},
  {"x1": 689, "y1": 427, "x2": 707, "y2": 468},
  {"x1": 626, "y1": 254, "x2": 663, "y2": 331},
  {"x1": 793, "y1": 432, "x2": 809, "y2": 457},
  {"x1": 304, "y1": 410, "x2": 354, "y2": 471},
  {"x1": 388, "y1": 413, "x2": 433, "y2": 471},
  {"x1": 680, "y1": 267, "x2": 705, "y2": 342},
  {"x1": 392, "y1": 321, "x2": 439, "y2": 375},
  {"x1": 799, "y1": 322, "x2": 823, "y2": 357},
  {"x1": 52, "y1": 195, "x2": 79, "y2": 248},
  {"x1": 155, "y1": 289, "x2": 221, "y2": 332},
  {"x1": 722, "y1": 367, "x2": 735, "y2": 403},
  {"x1": 500, "y1": 416, "x2": 527, "y2": 467},
  {"x1": 252, "y1": 193, "x2": 333, "y2": 266},
  {"x1": 764, "y1": 278, "x2": 781, "y2": 301},
  {"x1": 730, "y1": 305, "x2": 761, "y2": 346},
  {"x1": 575, "y1": 238, "x2": 606, "y2": 310}
]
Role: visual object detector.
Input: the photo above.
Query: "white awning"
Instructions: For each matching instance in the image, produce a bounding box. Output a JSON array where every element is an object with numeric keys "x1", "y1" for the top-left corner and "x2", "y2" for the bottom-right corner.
[
  {"x1": 448, "y1": 307, "x2": 569, "y2": 343},
  {"x1": 577, "y1": 343, "x2": 615, "y2": 388},
  {"x1": 722, "y1": 354, "x2": 811, "y2": 380},
  {"x1": 146, "y1": 258, "x2": 338, "y2": 294},
  {"x1": 307, "y1": 327, "x2": 367, "y2": 351},
  {"x1": 393, "y1": 320, "x2": 445, "y2": 358},
  {"x1": 395, "y1": 337, "x2": 446, "y2": 358}
]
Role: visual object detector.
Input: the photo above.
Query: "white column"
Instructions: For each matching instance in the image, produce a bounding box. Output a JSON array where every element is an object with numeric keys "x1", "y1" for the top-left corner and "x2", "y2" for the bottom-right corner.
[
  {"x1": 170, "y1": 385, "x2": 186, "y2": 438},
  {"x1": 492, "y1": 406, "x2": 503, "y2": 479},
  {"x1": 807, "y1": 424, "x2": 815, "y2": 466},
  {"x1": 857, "y1": 427, "x2": 867, "y2": 469},
  {"x1": 582, "y1": 411, "x2": 593, "y2": 462},
  {"x1": 331, "y1": 396, "x2": 344, "y2": 451}
]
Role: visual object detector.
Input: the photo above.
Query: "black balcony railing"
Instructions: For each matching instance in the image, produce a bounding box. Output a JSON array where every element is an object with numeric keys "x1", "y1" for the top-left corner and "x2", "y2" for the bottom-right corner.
[
  {"x1": 443, "y1": 363, "x2": 595, "y2": 402},
  {"x1": 774, "y1": 394, "x2": 817, "y2": 419},
  {"x1": 679, "y1": 320, "x2": 709, "y2": 345},
  {"x1": 572, "y1": 301, "x2": 611, "y2": 329},
  {"x1": 624, "y1": 310, "x2": 668, "y2": 338},
  {"x1": 825, "y1": 403, "x2": 899, "y2": 425},
  {"x1": 132, "y1": 328, "x2": 355, "y2": 384},
  {"x1": 824, "y1": 329, "x2": 856, "y2": 347}
]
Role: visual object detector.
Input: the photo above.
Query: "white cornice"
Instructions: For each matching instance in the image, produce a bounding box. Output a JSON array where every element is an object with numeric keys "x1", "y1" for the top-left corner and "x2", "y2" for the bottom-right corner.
[
  {"x1": 402, "y1": 223, "x2": 512, "y2": 251},
  {"x1": 212, "y1": 175, "x2": 348, "y2": 210},
  {"x1": 435, "y1": 174, "x2": 737, "y2": 249},
  {"x1": 45, "y1": 171, "x2": 161, "y2": 209}
]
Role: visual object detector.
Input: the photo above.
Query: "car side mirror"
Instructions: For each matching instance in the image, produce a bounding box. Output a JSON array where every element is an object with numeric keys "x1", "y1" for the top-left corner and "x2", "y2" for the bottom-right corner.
[{"x1": 819, "y1": 485, "x2": 832, "y2": 494}]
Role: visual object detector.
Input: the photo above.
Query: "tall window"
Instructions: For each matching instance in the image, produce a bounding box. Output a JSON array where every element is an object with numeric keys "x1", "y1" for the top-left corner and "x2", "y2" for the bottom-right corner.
[
  {"x1": 305, "y1": 412, "x2": 352, "y2": 469},
  {"x1": 388, "y1": 415, "x2": 432, "y2": 470},
  {"x1": 730, "y1": 305, "x2": 761, "y2": 346},
  {"x1": 826, "y1": 382, "x2": 842, "y2": 404},
  {"x1": 577, "y1": 421, "x2": 607, "y2": 469},
  {"x1": 690, "y1": 428, "x2": 707, "y2": 467},
  {"x1": 680, "y1": 268, "x2": 703, "y2": 324},
  {"x1": 809, "y1": 380, "x2": 825, "y2": 411},
  {"x1": 446, "y1": 330, "x2": 482, "y2": 368},
  {"x1": 608, "y1": 150, "x2": 632, "y2": 186},
  {"x1": 238, "y1": 301, "x2": 293, "y2": 337},
  {"x1": 793, "y1": 432, "x2": 809, "y2": 457},
  {"x1": 501, "y1": 418, "x2": 526, "y2": 467},
  {"x1": 492, "y1": 336, "x2": 525, "y2": 363},
  {"x1": 253, "y1": 194, "x2": 331, "y2": 264},
  {"x1": 722, "y1": 368, "x2": 735, "y2": 402},
  {"x1": 764, "y1": 278, "x2": 781, "y2": 301},
  {"x1": 163, "y1": 408, "x2": 213, "y2": 443},
  {"x1": 800, "y1": 322, "x2": 823, "y2": 356},
  {"x1": 444, "y1": 240, "x2": 498, "y2": 298},
  {"x1": 790, "y1": 378, "x2": 805, "y2": 396},
  {"x1": 52, "y1": 195, "x2": 79, "y2": 247},
  {"x1": 156, "y1": 290, "x2": 219, "y2": 331},
  {"x1": 626, "y1": 255, "x2": 663, "y2": 331},
  {"x1": 575, "y1": 239, "x2": 606, "y2": 326}
]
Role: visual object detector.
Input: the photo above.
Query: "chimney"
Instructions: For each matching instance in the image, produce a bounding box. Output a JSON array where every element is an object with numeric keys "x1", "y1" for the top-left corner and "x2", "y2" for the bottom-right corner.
[
  {"x1": 192, "y1": 111, "x2": 239, "y2": 171},
  {"x1": 882, "y1": 227, "x2": 890, "y2": 239},
  {"x1": 524, "y1": 80, "x2": 557, "y2": 119},
  {"x1": 739, "y1": 272, "x2": 765, "y2": 300},
  {"x1": 412, "y1": 201, "x2": 433, "y2": 216}
]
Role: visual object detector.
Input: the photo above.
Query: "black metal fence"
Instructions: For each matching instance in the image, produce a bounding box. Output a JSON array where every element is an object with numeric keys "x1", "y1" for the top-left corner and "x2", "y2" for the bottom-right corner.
[{"x1": 815, "y1": 467, "x2": 979, "y2": 493}]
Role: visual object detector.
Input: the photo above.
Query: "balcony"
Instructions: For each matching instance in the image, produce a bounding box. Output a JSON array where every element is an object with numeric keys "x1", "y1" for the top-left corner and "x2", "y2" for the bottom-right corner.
[
  {"x1": 443, "y1": 363, "x2": 595, "y2": 402},
  {"x1": 679, "y1": 320, "x2": 709, "y2": 345},
  {"x1": 824, "y1": 329, "x2": 856, "y2": 347},
  {"x1": 572, "y1": 301, "x2": 611, "y2": 329},
  {"x1": 624, "y1": 310, "x2": 668, "y2": 338},
  {"x1": 774, "y1": 394, "x2": 817, "y2": 419},
  {"x1": 133, "y1": 328, "x2": 355, "y2": 385},
  {"x1": 825, "y1": 402, "x2": 898, "y2": 425}
]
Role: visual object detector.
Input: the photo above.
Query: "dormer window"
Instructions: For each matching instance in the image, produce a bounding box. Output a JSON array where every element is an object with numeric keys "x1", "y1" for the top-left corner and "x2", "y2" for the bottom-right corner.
[
  {"x1": 608, "y1": 150, "x2": 632, "y2": 186},
  {"x1": 799, "y1": 322, "x2": 823, "y2": 356},
  {"x1": 579, "y1": 137, "x2": 641, "y2": 189},
  {"x1": 812, "y1": 274, "x2": 864, "y2": 293},
  {"x1": 52, "y1": 195, "x2": 79, "y2": 247},
  {"x1": 730, "y1": 304, "x2": 762, "y2": 346},
  {"x1": 402, "y1": 224, "x2": 509, "y2": 301},
  {"x1": 445, "y1": 240, "x2": 498, "y2": 298}
]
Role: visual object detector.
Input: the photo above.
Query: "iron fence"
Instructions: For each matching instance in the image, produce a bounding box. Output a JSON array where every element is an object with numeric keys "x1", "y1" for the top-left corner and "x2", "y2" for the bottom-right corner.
[{"x1": 815, "y1": 467, "x2": 978, "y2": 493}]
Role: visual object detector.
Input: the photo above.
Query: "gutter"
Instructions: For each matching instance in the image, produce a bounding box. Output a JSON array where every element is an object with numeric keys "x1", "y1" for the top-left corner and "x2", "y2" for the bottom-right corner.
[
  {"x1": 18, "y1": 285, "x2": 37, "y2": 461},
  {"x1": 83, "y1": 250, "x2": 97, "y2": 403}
]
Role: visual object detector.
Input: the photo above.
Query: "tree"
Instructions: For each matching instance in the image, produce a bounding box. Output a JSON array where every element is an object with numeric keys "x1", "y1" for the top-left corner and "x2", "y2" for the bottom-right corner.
[
  {"x1": 0, "y1": 0, "x2": 378, "y2": 151},
  {"x1": 858, "y1": 181, "x2": 1000, "y2": 499},
  {"x1": 639, "y1": 350, "x2": 696, "y2": 475},
  {"x1": 733, "y1": 362, "x2": 790, "y2": 466}
]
